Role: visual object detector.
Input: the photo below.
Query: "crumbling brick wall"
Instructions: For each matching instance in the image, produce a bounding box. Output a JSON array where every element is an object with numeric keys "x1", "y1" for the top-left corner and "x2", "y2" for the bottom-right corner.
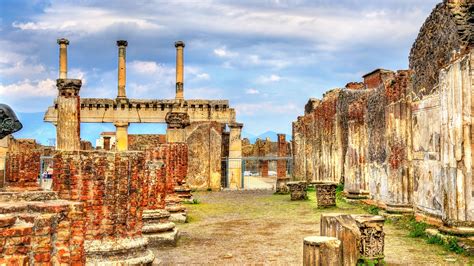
[
  {"x1": 4, "y1": 139, "x2": 41, "y2": 190},
  {"x1": 129, "y1": 134, "x2": 166, "y2": 151},
  {"x1": 53, "y1": 151, "x2": 147, "y2": 240}
]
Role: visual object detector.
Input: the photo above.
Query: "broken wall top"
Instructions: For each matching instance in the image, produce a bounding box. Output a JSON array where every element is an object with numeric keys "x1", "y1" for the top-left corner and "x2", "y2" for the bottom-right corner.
[{"x1": 409, "y1": 0, "x2": 473, "y2": 97}]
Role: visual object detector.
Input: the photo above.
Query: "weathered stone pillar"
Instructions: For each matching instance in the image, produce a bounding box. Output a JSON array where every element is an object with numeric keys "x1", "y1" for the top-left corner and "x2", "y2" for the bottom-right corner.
[
  {"x1": 287, "y1": 181, "x2": 307, "y2": 200},
  {"x1": 57, "y1": 38, "x2": 69, "y2": 79},
  {"x1": 261, "y1": 160, "x2": 269, "y2": 177},
  {"x1": 314, "y1": 181, "x2": 337, "y2": 208},
  {"x1": 56, "y1": 79, "x2": 81, "y2": 151},
  {"x1": 114, "y1": 121, "x2": 129, "y2": 151},
  {"x1": 175, "y1": 41, "x2": 185, "y2": 100},
  {"x1": 228, "y1": 122, "x2": 243, "y2": 189},
  {"x1": 277, "y1": 133, "x2": 287, "y2": 177},
  {"x1": 303, "y1": 236, "x2": 341, "y2": 266},
  {"x1": 320, "y1": 213, "x2": 385, "y2": 265},
  {"x1": 117, "y1": 40, "x2": 128, "y2": 100}
]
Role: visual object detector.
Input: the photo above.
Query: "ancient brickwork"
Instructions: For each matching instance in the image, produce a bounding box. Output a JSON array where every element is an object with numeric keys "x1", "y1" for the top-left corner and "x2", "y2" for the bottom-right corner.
[
  {"x1": 409, "y1": 1, "x2": 473, "y2": 97},
  {"x1": 53, "y1": 150, "x2": 155, "y2": 264},
  {"x1": 293, "y1": 0, "x2": 474, "y2": 232},
  {"x1": 129, "y1": 134, "x2": 166, "y2": 151},
  {"x1": 4, "y1": 139, "x2": 41, "y2": 190},
  {"x1": 277, "y1": 134, "x2": 287, "y2": 178},
  {"x1": 0, "y1": 191, "x2": 86, "y2": 265}
]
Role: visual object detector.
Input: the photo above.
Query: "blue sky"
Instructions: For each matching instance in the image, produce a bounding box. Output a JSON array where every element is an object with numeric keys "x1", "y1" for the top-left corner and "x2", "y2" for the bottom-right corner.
[{"x1": 0, "y1": 0, "x2": 439, "y2": 144}]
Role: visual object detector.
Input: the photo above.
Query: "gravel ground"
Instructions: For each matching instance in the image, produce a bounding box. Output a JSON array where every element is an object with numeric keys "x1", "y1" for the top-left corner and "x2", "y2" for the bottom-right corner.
[{"x1": 152, "y1": 190, "x2": 473, "y2": 265}]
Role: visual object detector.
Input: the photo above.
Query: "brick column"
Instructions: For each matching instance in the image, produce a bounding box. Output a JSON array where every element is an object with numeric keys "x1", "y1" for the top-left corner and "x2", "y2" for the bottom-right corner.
[
  {"x1": 277, "y1": 133, "x2": 287, "y2": 178},
  {"x1": 56, "y1": 79, "x2": 81, "y2": 151}
]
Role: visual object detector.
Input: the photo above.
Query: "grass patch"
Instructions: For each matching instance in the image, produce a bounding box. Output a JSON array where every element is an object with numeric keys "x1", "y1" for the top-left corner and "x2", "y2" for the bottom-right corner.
[
  {"x1": 364, "y1": 205, "x2": 380, "y2": 215},
  {"x1": 183, "y1": 198, "x2": 200, "y2": 204},
  {"x1": 357, "y1": 258, "x2": 386, "y2": 266}
]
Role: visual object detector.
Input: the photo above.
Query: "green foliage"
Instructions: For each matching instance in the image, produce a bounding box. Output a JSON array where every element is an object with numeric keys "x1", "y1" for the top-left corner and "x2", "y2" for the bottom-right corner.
[
  {"x1": 184, "y1": 198, "x2": 200, "y2": 205},
  {"x1": 407, "y1": 218, "x2": 428, "y2": 238},
  {"x1": 426, "y1": 234, "x2": 444, "y2": 245},
  {"x1": 446, "y1": 237, "x2": 464, "y2": 254},
  {"x1": 357, "y1": 258, "x2": 386, "y2": 266},
  {"x1": 306, "y1": 186, "x2": 315, "y2": 192},
  {"x1": 365, "y1": 205, "x2": 380, "y2": 215},
  {"x1": 335, "y1": 183, "x2": 346, "y2": 203}
]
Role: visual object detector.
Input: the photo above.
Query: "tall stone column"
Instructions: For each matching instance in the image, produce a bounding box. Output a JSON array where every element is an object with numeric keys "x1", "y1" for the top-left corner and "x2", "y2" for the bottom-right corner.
[
  {"x1": 175, "y1": 41, "x2": 185, "y2": 100},
  {"x1": 114, "y1": 121, "x2": 129, "y2": 151},
  {"x1": 56, "y1": 79, "x2": 81, "y2": 151},
  {"x1": 277, "y1": 133, "x2": 287, "y2": 177},
  {"x1": 117, "y1": 40, "x2": 128, "y2": 101},
  {"x1": 57, "y1": 38, "x2": 69, "y2": 79},
  {"x1": 228, "y1": 122, "x2": 243, "y2": 189}
]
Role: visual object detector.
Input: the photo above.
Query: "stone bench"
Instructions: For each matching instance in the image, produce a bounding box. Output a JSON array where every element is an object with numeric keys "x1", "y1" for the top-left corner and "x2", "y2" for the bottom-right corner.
[
  {"x1": 287, "y1": 181, "x2": 307, "y2": 200},
  {"x1": 313, "y1": 182, "x2": 338, "y2": 208},
  {"x1": 320, "y1": 213, "x2": 385, "y2": 265}
]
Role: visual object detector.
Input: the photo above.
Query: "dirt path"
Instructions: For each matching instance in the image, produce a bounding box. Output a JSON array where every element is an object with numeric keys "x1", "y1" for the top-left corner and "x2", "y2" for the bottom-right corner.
[{"x1": 152, "y1": 190, "x2": 473, "y2": 265}]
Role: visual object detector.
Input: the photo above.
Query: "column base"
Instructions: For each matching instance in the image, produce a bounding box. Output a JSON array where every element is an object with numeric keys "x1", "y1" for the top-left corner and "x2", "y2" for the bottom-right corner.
[
  {"x1": 384, "y1": 203, "x2": 414, "y2": 214},
  {"x1": 142, "y1": 209, "x2": 180, "y2": 246},
  {"x1": 85, "y1": 237, "x2": 154, "y2": 266},
  {"x1": 344, "y1": 190, "x2": 370, "y2": 200}
]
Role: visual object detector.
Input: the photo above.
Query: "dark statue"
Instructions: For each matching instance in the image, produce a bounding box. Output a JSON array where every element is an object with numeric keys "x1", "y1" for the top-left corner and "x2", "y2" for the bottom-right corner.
[{"x1": 0, "y1": 104, "x2": 23, "y2": 139}]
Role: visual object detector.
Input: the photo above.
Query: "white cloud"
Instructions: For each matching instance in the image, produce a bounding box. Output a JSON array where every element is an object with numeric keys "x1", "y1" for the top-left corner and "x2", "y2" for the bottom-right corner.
[
  {"x1": 257, "y1": 74, "x2": 281, "y2": 84},
  {"x1": 214, "y1": 47, "x2": 238, "y2": 58},
  {"x1": 0, "y1": 79, "x2": 57, "y2": 112},
  {"x1": 12, "y1": 4, "x2": 162, "y2": 35},
  {"x1": 235, "y1": 101, "x2": 299, "y2": 116},
  {"x1": 245, "y1": 88, "x2": 260, "y2": 94}
]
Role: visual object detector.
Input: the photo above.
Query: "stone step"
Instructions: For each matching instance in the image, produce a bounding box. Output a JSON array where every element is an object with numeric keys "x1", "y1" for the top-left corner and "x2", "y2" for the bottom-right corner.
[
  {"x1": 146, "y1": 228, "x2": 180, "y2": 247},
  {"x1": 142, "y1": 222, "x2": 175, "y2": 233},
  {"x1": 169, "y1": 212, "x2": 187, "y2": 223}
]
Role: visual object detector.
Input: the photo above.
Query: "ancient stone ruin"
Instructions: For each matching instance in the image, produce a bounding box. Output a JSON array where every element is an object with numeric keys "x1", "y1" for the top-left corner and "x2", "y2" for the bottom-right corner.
[{"x1": 293, "y1": 0, "x2": 474, "y2": 234}]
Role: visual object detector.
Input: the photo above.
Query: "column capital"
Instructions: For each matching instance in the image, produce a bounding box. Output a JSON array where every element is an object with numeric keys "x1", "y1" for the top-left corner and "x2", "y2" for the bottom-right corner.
[
  {"x1": 174, "y1": 41, "x2": 185, "y2": 48},
  {"x1": 57, "y1": 38, "x2": 69, "y2": 45},
  {"x1": 114, "y1": 121, "x2": 129, "y2": 127},
  {"x1": 165, "y1": 112, "x2": 190, "y2": 129},
  {"x1": 117, "y1": 40, "x2": 128, "y2": 47},
  {"x1": 57, "y1": 79, "x2": 81, "y2": 96},
  {"x1": 228, "y1": 122, "x2": 243, "y2": 129}
]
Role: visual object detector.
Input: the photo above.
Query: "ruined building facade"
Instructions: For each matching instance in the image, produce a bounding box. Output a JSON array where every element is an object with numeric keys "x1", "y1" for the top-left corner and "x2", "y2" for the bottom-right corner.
[
  {"x1": 293, "y1": 0, "x2": 474, "y2": 233},
  {"x1": 44, "y1": 40, "x2": 244, "y2": 191}
]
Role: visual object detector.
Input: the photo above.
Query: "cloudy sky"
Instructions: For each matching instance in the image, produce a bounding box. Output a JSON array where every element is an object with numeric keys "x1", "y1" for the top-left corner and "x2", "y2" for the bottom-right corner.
[{"x1": 0, "y1": 0, "x2": 439, "y2": 144}]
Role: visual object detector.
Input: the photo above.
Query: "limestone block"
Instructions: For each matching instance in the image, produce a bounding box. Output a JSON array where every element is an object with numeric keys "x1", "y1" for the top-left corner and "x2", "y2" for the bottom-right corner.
[{"x1": 303, "y1": 236, "x2": 341, "y2": 266}]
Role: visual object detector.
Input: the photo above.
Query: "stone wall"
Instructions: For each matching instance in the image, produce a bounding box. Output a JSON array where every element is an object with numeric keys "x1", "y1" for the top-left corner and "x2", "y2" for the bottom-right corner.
[
  {"x1": 409, "y1": 1, "x2": 473, "y2": 97},
  {"x1": 185, "y1": 122, "x2": 222, "y2": 190},
  {"x1": 292, "y1": 0, "x2": 474, "y2": 232},
  {"x1": 129, "y1": 134, "x2": 166, "y2": 151},
  {"x1": 4, "y1": 139, "x2": 41, "y2": 191}
]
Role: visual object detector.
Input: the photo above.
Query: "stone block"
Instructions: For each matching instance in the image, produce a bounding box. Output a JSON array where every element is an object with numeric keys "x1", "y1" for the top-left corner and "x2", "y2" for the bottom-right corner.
[
  {"x1": 314, "y1": 182, "x2": 337, "y2": 208},
  {"x1": 303, "y1": 236, "x2": 341, "y2": 266},
  {"x1": 287, "y1": 181, "x2": 307, "y2": 200}
]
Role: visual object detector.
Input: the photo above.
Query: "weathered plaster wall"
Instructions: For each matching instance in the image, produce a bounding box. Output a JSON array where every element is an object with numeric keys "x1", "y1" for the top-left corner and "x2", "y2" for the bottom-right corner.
[{"x1": 185, "y1": 122, "x2": 222, "y2": 190}]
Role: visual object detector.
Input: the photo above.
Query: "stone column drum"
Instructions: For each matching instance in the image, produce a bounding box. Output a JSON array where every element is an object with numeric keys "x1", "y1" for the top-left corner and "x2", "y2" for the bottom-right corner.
[
  {"x1": 314, "y1": 182, "x2": 337, "y2": 208},
  {"x1": 287, "y1": 181, "x2": 307, "y2": 200},
  {"x1": 303, "y1": 236, "x2": 341, "y2": 266}
]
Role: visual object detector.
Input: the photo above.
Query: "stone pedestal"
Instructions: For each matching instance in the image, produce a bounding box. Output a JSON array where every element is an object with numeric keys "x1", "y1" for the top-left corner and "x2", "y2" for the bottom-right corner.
[
  {"x1": 320, "y1": 213, "x2": 385, "y2": 265},
  {"x1": 275, "y1": 177, "x2": 290, "y2": 194},
  {"x1": 165, "y1": 195, "x2": 188, "y2": 223},
  {"x1": 303, "y1": 236, "x2": 341, "y2": 266},
  {"x1": 175, "y1": 183, "x2": 193, "y2": 203},
  {"x1": 315, "y1": 182, "x2": 337, "y2": 208},
  {"x1": 287, "y1": 181, "x2": 307, "y2": 200},
  {"x1": 142, "y1": 209, "x2": 179, "y2": 246}
]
